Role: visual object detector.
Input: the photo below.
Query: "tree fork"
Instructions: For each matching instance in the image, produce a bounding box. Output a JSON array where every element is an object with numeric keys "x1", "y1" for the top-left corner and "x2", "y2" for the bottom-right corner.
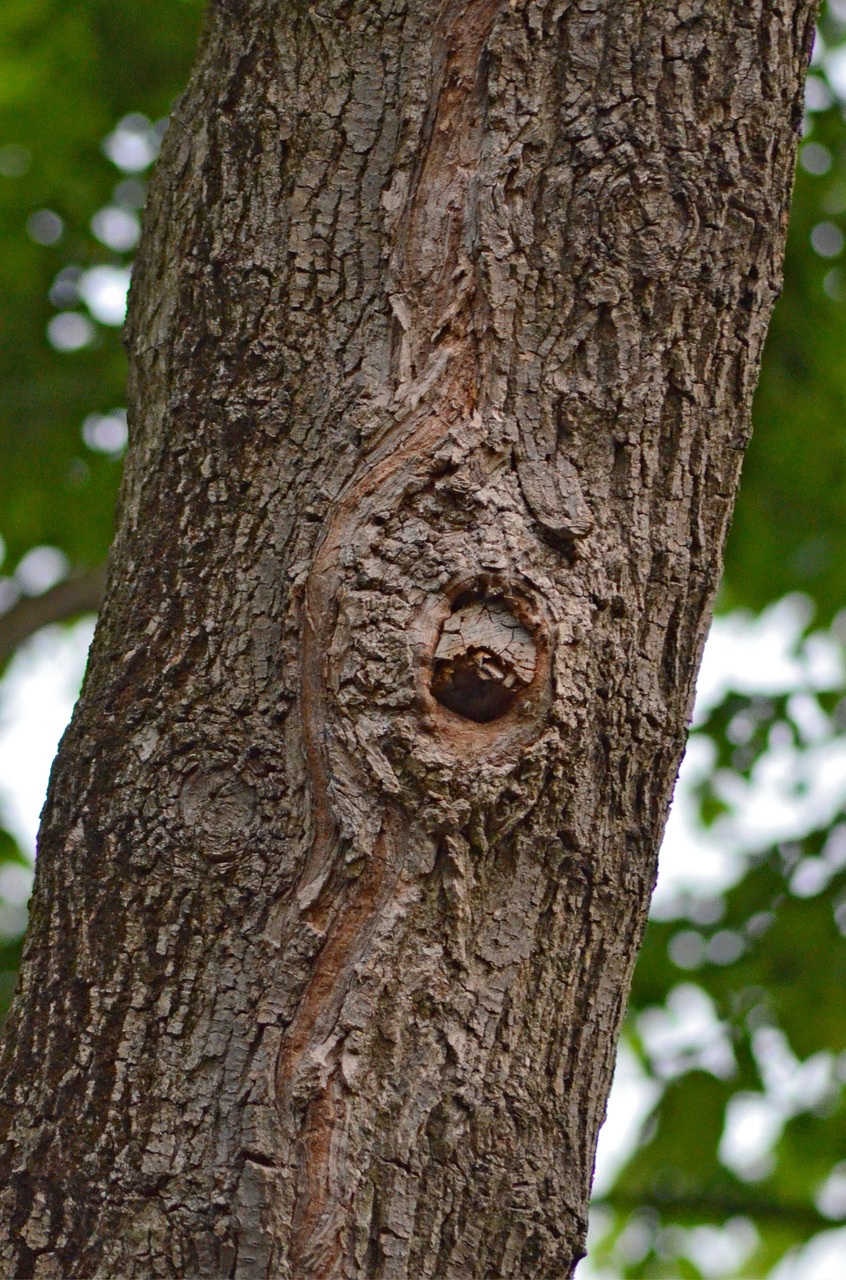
[{"x1": 0, "y1": 1, "x2": 816, "y2": 1277}]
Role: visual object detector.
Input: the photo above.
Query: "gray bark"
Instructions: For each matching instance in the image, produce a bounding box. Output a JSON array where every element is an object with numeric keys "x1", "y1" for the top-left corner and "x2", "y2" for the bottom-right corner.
[{"x1": 0, "y1": 1, "x2": 815, "y2": 1276}]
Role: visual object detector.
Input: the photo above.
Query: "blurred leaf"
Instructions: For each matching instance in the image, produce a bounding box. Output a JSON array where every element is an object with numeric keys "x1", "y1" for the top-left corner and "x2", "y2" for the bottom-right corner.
[
  {"x1": 0, "y1": 0, "x2": 204, "y2": 575},
  {"x1": 729, "y1": 91, "x2": 846, "y2": 623}
]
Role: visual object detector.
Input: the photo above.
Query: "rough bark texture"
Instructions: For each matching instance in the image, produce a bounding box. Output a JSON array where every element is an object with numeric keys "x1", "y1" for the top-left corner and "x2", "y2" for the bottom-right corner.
[{"x1": 0, "y1": 1, "x2": 815, "y2": 1276}]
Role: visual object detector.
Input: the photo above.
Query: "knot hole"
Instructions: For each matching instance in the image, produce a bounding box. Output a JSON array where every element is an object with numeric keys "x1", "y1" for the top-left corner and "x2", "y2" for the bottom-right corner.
[{"x1": 430, "y1": 595, "x2": 537, "y2": 724}]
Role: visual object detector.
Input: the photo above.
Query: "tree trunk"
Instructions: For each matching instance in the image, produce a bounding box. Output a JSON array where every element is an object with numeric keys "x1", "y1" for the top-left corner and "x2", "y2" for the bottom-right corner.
[{"x1": 0, "y1": 2, "x2": 815, "y2": 1276}]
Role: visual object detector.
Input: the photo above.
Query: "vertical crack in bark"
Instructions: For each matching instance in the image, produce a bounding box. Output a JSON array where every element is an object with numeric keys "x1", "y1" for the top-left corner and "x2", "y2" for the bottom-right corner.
[
  {"x1": 279, "y1": 819, "x2": 403, "y2": 1279},
  {"x1": 396, "y1": 0, "x2": 503, "y2": 373},
  {"x1": 285, "y1": 403, "x2": 472, "y2": 1278},
  {"x1": 279, "y1": 3, "x2": 507, "y2": 1272}
]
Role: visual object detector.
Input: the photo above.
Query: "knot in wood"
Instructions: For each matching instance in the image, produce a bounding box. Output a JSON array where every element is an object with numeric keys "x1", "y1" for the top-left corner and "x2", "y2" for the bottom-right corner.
[
  {"x1": 178, "y1": 763, "x2": 256, "y2": 860},
  {"x1": 431, "y1": 599, "x2": 536, "y2": 724}
]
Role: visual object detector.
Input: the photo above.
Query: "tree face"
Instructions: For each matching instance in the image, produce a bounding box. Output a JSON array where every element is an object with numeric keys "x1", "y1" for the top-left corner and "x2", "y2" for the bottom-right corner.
[{"x1": 0, "y1": 2, "x2": 817, "y2": 1277}]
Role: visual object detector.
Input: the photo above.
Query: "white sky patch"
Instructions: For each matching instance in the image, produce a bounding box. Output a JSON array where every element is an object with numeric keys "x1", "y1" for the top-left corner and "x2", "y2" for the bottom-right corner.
[
  {"x1": 826, "y1": 45, "x2": 846, "y2": 99},
  {"x1": 47, "y1": 311, "x2": 95, "y2": 352},
  {"x1": 717, "y1": 1033, "x2": 835, "y2": 1184},
  {"x1": 693, "y1": 596, "x2": 843, "y2": 720},
  {"x1": 655, "y1": 734, "x2": 741, "y2": 906},
  {"x1": 714, "y1": 734, "x2": 846, "y2": 851},
  {"x1": 0, "y1": 619, "x2": 94, "y2": 856},
  {"x1": 82, "y1": 409, "x2": 128, "y2": 456},
  {"x1": 770, "y1": 1228, "x2": 846, "y2": 1280},
  {"x1": 817, "y1": 1162, "x2": 846, "y2": 1220},
  {"x1": 78, "y1": 265, "x2": 131, "y2": 326},
  {"x1": 591, "y1": 1042, "x2": 661, "y2": 1197},
  {"x1": 653, "y1": 597, "x2": 846, "y2": 908},
  {"x1": 102, "y1": 113, "x2": 159, "y2": 173},
  {"x1": 91, "y1": 205, "x2": 140, "y2": 253},
  {"x1": 805, "y1": 74, "x2": 835, "y2": 112},
  {"x1": 637, "y1": 983, "x2": 735, "y2": 1081},
  {"x1": 15, "y1": 546, "x2": 69, "y2": 595},
  {"x1": 0, "y1": 860, "x2": 32, "y2": 938}
]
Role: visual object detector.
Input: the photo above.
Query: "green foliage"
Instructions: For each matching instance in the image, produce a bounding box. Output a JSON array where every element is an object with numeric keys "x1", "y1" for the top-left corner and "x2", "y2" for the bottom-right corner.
[
  {"x1": 596, "y1": 669, "x2": 846, "y2": 1275},
  {"x1": 0, "y1": 5, "x2": 844, "y2": 1276},
  {"x1": 733, "y1": 157, "x2": 846, "y2": 624},
  {"x1": 0, "y1": 0, "x2": 204, "y2": 574}
]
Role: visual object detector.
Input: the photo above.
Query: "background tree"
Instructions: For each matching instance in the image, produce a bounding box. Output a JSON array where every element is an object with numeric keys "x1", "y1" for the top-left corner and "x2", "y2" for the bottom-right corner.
[{"x1": 0, "y1": 1, "x2": 841, "y2": 1277}]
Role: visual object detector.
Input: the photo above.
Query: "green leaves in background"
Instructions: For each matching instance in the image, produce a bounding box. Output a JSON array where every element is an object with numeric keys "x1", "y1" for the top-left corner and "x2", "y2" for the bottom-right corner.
[
  {"x1": 0, "y1": 0, "x2": 204, "y2": 576},
  {"x1": 596, "y1": 636, "x2": 846, "y2": 1272}
]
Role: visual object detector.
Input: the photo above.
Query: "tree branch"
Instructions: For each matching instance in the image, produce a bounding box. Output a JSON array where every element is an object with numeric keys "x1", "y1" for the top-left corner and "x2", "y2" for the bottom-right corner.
[
  {"x1": 0, "y1": 565, "x2": 106, "y2": 671},
  {"x1": 594, "y1": 1187, "x2": 838, "y2": 1234}
]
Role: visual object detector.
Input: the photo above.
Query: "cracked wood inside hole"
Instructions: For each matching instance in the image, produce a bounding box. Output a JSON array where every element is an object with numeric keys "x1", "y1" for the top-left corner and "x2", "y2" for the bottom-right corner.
[{"x1": 431, "y1": 599, "x2": 537, "y2": 724}]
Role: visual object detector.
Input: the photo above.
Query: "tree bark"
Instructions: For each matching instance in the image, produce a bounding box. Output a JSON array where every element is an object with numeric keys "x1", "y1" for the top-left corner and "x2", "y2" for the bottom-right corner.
[{"x1": 0, "y1": 1, "x2": 815, "y2": 1276}]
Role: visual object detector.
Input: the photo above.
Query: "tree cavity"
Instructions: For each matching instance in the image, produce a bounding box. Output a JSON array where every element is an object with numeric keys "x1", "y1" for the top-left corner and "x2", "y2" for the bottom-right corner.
[{"x1": 431, "y1": 596, "x2": 537, "y2": 724}]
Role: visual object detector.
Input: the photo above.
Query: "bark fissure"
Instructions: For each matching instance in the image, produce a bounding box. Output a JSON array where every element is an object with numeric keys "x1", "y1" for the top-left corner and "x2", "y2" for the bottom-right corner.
[{"x1": 282, "y1": 12, "x2": 512, "y2": 1261}]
